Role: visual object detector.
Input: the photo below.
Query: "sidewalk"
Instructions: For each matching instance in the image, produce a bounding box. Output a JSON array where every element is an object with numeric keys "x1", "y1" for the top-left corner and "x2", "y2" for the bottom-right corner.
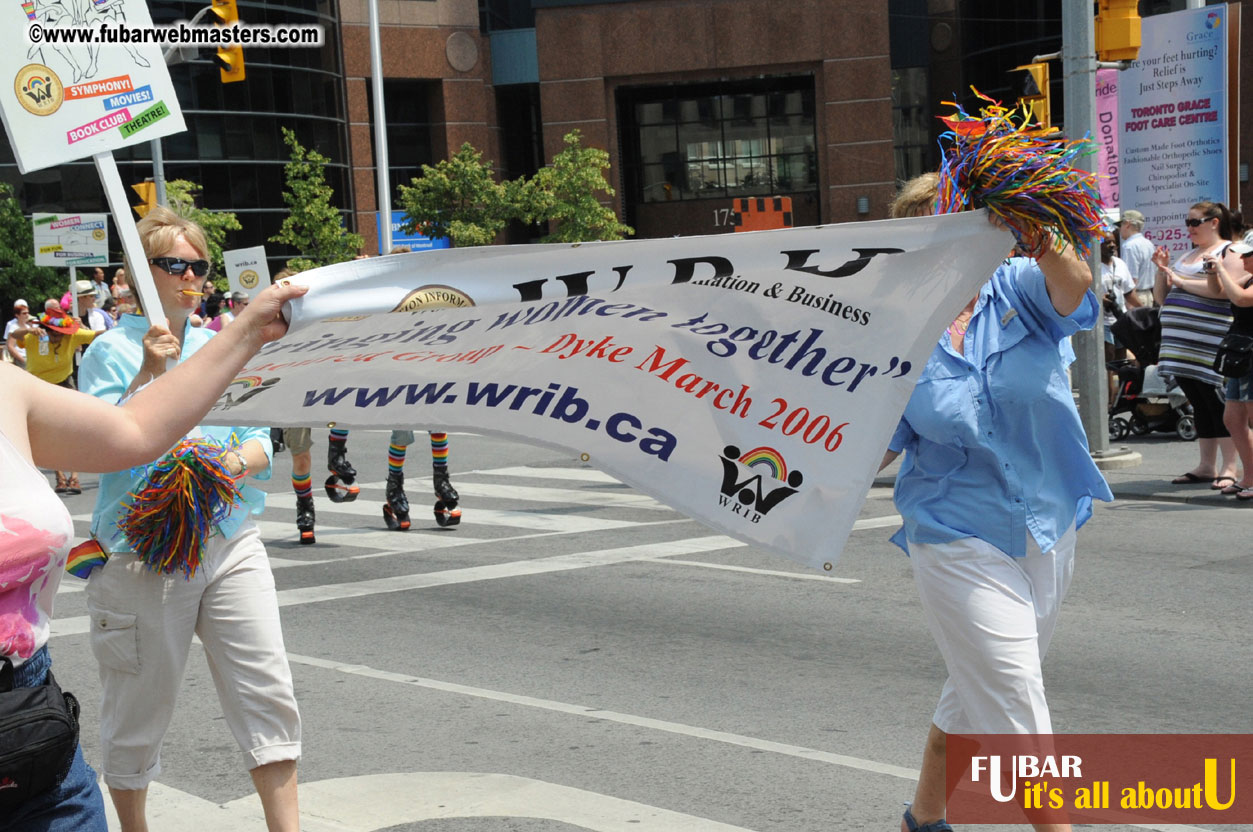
[
  {"x1": 875, "y1": 432, "x2": 1253, "y2": 508},
  {"x1": 1098, "y1": 432, "x2": 1253, "y2": 507}
]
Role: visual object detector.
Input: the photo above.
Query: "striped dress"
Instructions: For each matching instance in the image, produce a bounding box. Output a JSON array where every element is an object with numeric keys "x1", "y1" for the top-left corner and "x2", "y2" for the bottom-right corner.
[{"x1": 1157, "y1": 249, "x2": 1233, "y2": 388}]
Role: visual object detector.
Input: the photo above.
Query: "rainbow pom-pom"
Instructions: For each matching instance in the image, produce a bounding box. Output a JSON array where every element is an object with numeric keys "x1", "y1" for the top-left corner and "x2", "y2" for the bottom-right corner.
[
  {"x1": 118, "y1": 437, "x2": 242, "y2": 578},
  {"x1": 936, "y1": 90, "x2": 1109, "y2": 259}
]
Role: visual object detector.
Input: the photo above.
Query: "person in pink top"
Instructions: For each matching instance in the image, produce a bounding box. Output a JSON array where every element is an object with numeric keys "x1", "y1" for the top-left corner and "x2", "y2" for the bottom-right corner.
[{"x1": 0, "y1": 279, "x2": 306, "y2": 831}]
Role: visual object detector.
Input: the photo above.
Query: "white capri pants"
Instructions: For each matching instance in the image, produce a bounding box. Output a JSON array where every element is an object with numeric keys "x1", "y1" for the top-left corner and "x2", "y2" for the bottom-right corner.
[
  {"x1": 909, "y1": 524, "x2": 1076, "y2": 735},
  {"x1": 86, "y1": 521, "x2": 301, "y2": 790}
]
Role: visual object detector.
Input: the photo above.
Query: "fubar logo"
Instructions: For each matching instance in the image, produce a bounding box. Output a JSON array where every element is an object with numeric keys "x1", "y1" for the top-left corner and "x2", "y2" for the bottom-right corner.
[
  {"x1": 716, "y1": 445, "x2": 803, "y2": 524},
  {"x1": 15, "y1": 64, "x2": 62, "y2": 116},
  {"x1": 391, "y1": 284, "x2": 475, "y2": 312}
]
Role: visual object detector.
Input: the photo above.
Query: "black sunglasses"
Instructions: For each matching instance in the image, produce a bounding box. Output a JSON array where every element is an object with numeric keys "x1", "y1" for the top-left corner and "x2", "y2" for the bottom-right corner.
[
  {"x1": 1185, "y1": 218, "x2": 1213, "y2": 228},
  {"x1": 149, "y1": 257, "x2": 211, "y2": 277}
]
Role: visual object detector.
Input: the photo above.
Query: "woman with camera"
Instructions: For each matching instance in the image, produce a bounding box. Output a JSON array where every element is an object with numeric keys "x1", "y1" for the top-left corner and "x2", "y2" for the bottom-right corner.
[
  {"x1": 1152, "y1": 201, "x2": 1238, "y2": 489},
  {"x1": 1202, "y1": 242, "x2": 1253, "y2": 498}
]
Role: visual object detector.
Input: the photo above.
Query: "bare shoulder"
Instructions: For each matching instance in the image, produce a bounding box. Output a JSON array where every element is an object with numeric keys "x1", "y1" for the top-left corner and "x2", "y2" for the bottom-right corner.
[{"x1": 0, "y1": 363, "x2": 33, "y2": 450}]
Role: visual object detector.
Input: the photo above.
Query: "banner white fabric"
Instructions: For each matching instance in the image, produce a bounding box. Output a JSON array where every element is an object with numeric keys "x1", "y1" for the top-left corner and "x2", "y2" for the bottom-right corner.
[{"x1": 206, "y1": 213, "x2": 1010, "y2": 571}]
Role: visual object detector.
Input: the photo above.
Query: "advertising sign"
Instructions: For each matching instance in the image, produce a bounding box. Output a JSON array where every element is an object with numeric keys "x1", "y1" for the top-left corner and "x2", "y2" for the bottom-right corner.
[
  {"x1": 32, "y1": 212, "x2": 109, "y2": 266},
  {"x1": 1095, "y1": 68, "x2": 1120, "y2": 210},
  {"x1": 1118, "y1": 6, "x2": 1229, "y2": 254},
  {"x1": 223, "y1": 245, "x2": 271, "y2": 299},
  {"x1": 377, "y1": 211, "x2": 452, "y2": 254},
  {"x1": 0, "y1": 0, "x2": 186, "y2": 173}
]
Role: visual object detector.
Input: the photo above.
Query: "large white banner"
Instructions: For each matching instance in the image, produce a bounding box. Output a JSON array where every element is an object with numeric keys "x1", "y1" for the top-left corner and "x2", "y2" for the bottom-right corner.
[
  {"x1": 207, "y1": 214, "x2": 1009, "y2": 571},
  {"x1": 0, "y1": 0, "x2": 186, "y2": 173},
  {"x1": 1118, "y1": 6, "x2": 1229, "y2": 256},
  {"x1": 32, "y1": 211, "x2": 109, "y2": 266}
]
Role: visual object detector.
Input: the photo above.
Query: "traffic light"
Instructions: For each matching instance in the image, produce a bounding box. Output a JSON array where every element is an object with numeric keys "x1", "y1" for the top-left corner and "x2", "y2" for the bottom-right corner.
[
  {"x1": 1096, "y1": 0, "x2": 1141, "y2": 62},
  {"x1": 1013, "y1": 62, "x2": 1051, "y2": 130},
  {"x1": 131, "y1": 181, "x2": 156, "y2": 218},
  {"x1": 209, "y1": 0, "x2": 245, "y2": 83}
]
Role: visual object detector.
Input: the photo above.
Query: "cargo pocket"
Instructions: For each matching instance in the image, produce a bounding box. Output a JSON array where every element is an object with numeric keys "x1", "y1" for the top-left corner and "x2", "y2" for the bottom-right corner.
[{"x1": 88, "y1": 608, "x2": 140, "y2": 674}]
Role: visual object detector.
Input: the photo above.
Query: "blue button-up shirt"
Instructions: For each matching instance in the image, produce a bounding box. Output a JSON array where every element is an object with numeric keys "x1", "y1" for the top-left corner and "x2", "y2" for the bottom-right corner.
[
  {"x1": 889, "y1": 257, "x2": 1114, "y2": 557},
  {"x1": 79, "y1": 314, "x2": 272, "y2": 553}
]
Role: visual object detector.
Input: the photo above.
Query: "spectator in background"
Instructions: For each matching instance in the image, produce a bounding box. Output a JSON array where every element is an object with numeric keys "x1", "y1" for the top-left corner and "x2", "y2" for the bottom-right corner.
[
  {"x1": 1120, "y1": 209, "x2": 1157, "y2": 307},
  {"x1": 207, "y1": 291, "x2": 249, "y2": 332},
  {"x1": 1154, "y1": 200, "x2": 1239, "y2": 490},
  {"x1": 76, "y1": 279, "x2": 113, "y2": 333},
  {"x1": 102, "y1": 297, "x2": 119, "y2": 323},
  {"x1": 91, "y1": 266, "x2": 112, "y2": 307},
  {"x1": 1101, "y1": 233, "x2": 1141, "y2": 403},
  {"x1": 111, "y1": 267, "x2": 129, "y2": 300},
  {"x1": 3, "y1": 298, "x2": 31, "y2": 367},
  {"x1": 20, "y1": 310, "x2": 99, "y2": 494}
]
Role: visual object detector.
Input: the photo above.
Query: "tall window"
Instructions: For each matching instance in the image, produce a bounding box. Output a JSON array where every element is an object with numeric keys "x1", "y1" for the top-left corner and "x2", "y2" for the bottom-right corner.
[
  {"x1": 366, "y1": 79, "x2": 436, "y2": 201},
  {"x1": 892, "y1": 68, "x2": 931, "y2": 182},
  {"x1": 620, "y1": 77, "x2": 817, "y2": 204}
]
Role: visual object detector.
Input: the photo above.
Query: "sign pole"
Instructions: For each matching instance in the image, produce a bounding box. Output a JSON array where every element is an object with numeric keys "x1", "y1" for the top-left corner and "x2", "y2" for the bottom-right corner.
[
  {"x1": 1063, "y1": 0, "x2": 1110, "y2": 457},
  {"x1": 69, "y1": 267, "x2": 78, "y2": 318},
  {"x1": 368, "y1": 0, "x2": 393, "y2": 254},
  {"x1": 93, "y1": 152, "x2": 163, "y2": 326}
]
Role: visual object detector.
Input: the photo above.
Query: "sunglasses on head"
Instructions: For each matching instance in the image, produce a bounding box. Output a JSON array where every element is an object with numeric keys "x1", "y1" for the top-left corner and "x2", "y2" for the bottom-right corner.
[
  {"x1": 1185, "y1": 218, "x2": 1212, "y2": 228},
  {"x1": 149, "y1": 257, "x2": 211, "y2": 277}
]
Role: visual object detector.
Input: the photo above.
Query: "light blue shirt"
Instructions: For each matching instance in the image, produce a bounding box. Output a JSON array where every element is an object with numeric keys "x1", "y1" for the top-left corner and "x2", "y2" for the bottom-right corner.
[
  {"x1": 888, "y1": 257, "x2": 1114, "y2": 557},
  {"x1": 79, "y1": 314, "x2": 272, "y2": 553}
]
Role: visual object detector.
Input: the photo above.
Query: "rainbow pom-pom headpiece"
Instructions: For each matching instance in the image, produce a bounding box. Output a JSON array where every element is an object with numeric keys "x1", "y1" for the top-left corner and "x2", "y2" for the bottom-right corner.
[
  {"x1": 935, "y1": 91, "x2": 1109, "y2": 259},
  {"x1": 117, "y1": 437, "x2": 242, "y2": 578}
]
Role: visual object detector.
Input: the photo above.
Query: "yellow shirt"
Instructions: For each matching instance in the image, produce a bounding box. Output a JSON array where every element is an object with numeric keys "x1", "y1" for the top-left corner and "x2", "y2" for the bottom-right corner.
[{"x1": 23, "y1": 329, "x2": 96, "y2": 384}]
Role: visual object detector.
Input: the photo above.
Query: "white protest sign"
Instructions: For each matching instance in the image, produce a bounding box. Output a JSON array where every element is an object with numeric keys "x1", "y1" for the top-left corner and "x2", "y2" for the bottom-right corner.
[
  {"x1": 0, "y1": 0, "x2": 186, "y2": 174},
  {"x1": 1118, "y1": 6, "x2": 1230, "y2": 256},
  {"x1": 224, "y1": 246, "x2": 272, "y2": 298},
  {"x1": 32, "y1": 212, "x2": 109, "y2": 266},
  {"x1": 206, "y1": 214, "x2": 1010, "y2": 572}
]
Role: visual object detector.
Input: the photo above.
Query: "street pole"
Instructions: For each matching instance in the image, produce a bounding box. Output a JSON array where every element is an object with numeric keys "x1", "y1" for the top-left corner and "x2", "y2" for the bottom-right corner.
[
  {"x1": 1063, "y1": 0, "x2": 1111, "y2": 457},
  {"x1": 368, "y1": 0, "x2": 392, "y2": 254},
  {"x1": 150, "y1": 138, "x2": 167, "y2": 206}
]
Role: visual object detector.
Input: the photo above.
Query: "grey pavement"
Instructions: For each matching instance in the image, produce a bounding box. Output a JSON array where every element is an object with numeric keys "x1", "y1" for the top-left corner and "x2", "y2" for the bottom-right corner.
[{"x1": 36, "y1": 429, "x2": 1253, "y2": 832}]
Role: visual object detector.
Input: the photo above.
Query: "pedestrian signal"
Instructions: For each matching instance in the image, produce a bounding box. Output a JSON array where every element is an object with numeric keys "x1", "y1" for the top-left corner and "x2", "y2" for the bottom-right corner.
[
  {"x1": 1096, "y1": 0, "x2": 1141, "y2": 62},
  {"x1": 131, "y1": 181, "x2": 157, "y2": 218},
  {"x1": 210, "y1": 0, "x2": 245, "y2": 83},
  {"x1": 1012, "y1": 62, "x2": 1051, "y2": 130}
]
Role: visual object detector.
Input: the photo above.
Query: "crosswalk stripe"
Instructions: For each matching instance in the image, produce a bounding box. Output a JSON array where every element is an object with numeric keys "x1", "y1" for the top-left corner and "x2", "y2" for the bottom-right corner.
[
  {"x1": 468, "y1": 466, "x2": 623, "y2": 483},
  {"x1": 266, "y1": 492, "x2": 645, "y2": 533},
  {"x1": 343, "y1": 479, "x2": 672, "y2": 511},
  {"x1": 50, "y1": 536, "x2": 744, "y2": 639}
]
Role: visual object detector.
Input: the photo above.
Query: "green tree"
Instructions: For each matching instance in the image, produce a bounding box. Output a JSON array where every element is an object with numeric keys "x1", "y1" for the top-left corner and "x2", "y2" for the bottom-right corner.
[
  {"x1": 524, "y1": 130, "x2": 633, "y2": 242},
  {"x1": 0, "y1": 182, "x2": 62, "y2": 309},
  {"x1": 271, "y1": 127, "x2": 363, "y2": 271},
  {"x1": 165, "y1": 179, "x2": 242, "y2": 290},
  {"x1": 396, "y1": 143, "x2": 514, "y2": 248}
]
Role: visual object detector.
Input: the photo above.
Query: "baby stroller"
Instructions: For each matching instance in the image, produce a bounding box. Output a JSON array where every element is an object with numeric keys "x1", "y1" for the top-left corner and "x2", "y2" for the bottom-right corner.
[{"x1": 1107, "y1": 306, "x2": 1196, "y2": 441}]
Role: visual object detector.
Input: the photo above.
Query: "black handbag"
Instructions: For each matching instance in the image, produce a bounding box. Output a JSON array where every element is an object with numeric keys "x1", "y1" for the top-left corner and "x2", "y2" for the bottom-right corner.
[
  {"x1": 0, "y1": 656, "x2": 80, "y2": 813},
  {"x1": 1213, "y1": 333, "x2": 1253, "y2": 378}
]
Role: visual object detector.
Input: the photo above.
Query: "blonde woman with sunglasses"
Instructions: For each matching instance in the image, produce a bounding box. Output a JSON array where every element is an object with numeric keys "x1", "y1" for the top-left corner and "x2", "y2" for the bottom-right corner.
[{"x1": 77, "y1": 207, "x2": 302, "y2": 832}]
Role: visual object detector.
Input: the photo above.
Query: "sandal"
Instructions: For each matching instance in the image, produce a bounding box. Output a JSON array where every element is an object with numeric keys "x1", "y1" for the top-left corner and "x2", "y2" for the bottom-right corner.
[
  {"x1": 1221, "y1": 483, "x2": 1243, "y2": 495},
  {"x1": 903, "y1": 805, "x2": 953, "y2": 832},
  {"x1": 1211, "y1": 476, "x2": 1237, "y2": 490},
  {"x1": 54, "y1": 472, "x2": 68, "y2": 494},
  {"x1": 1237, "y1": 488, "x2": 1253, "y2": 501},
  {"x1": 1171, "y1": 472, "x2": 1213, "y2": 485},
  {"x1": 65, "y1": 474, "x2": 81, "y2": 496}
]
